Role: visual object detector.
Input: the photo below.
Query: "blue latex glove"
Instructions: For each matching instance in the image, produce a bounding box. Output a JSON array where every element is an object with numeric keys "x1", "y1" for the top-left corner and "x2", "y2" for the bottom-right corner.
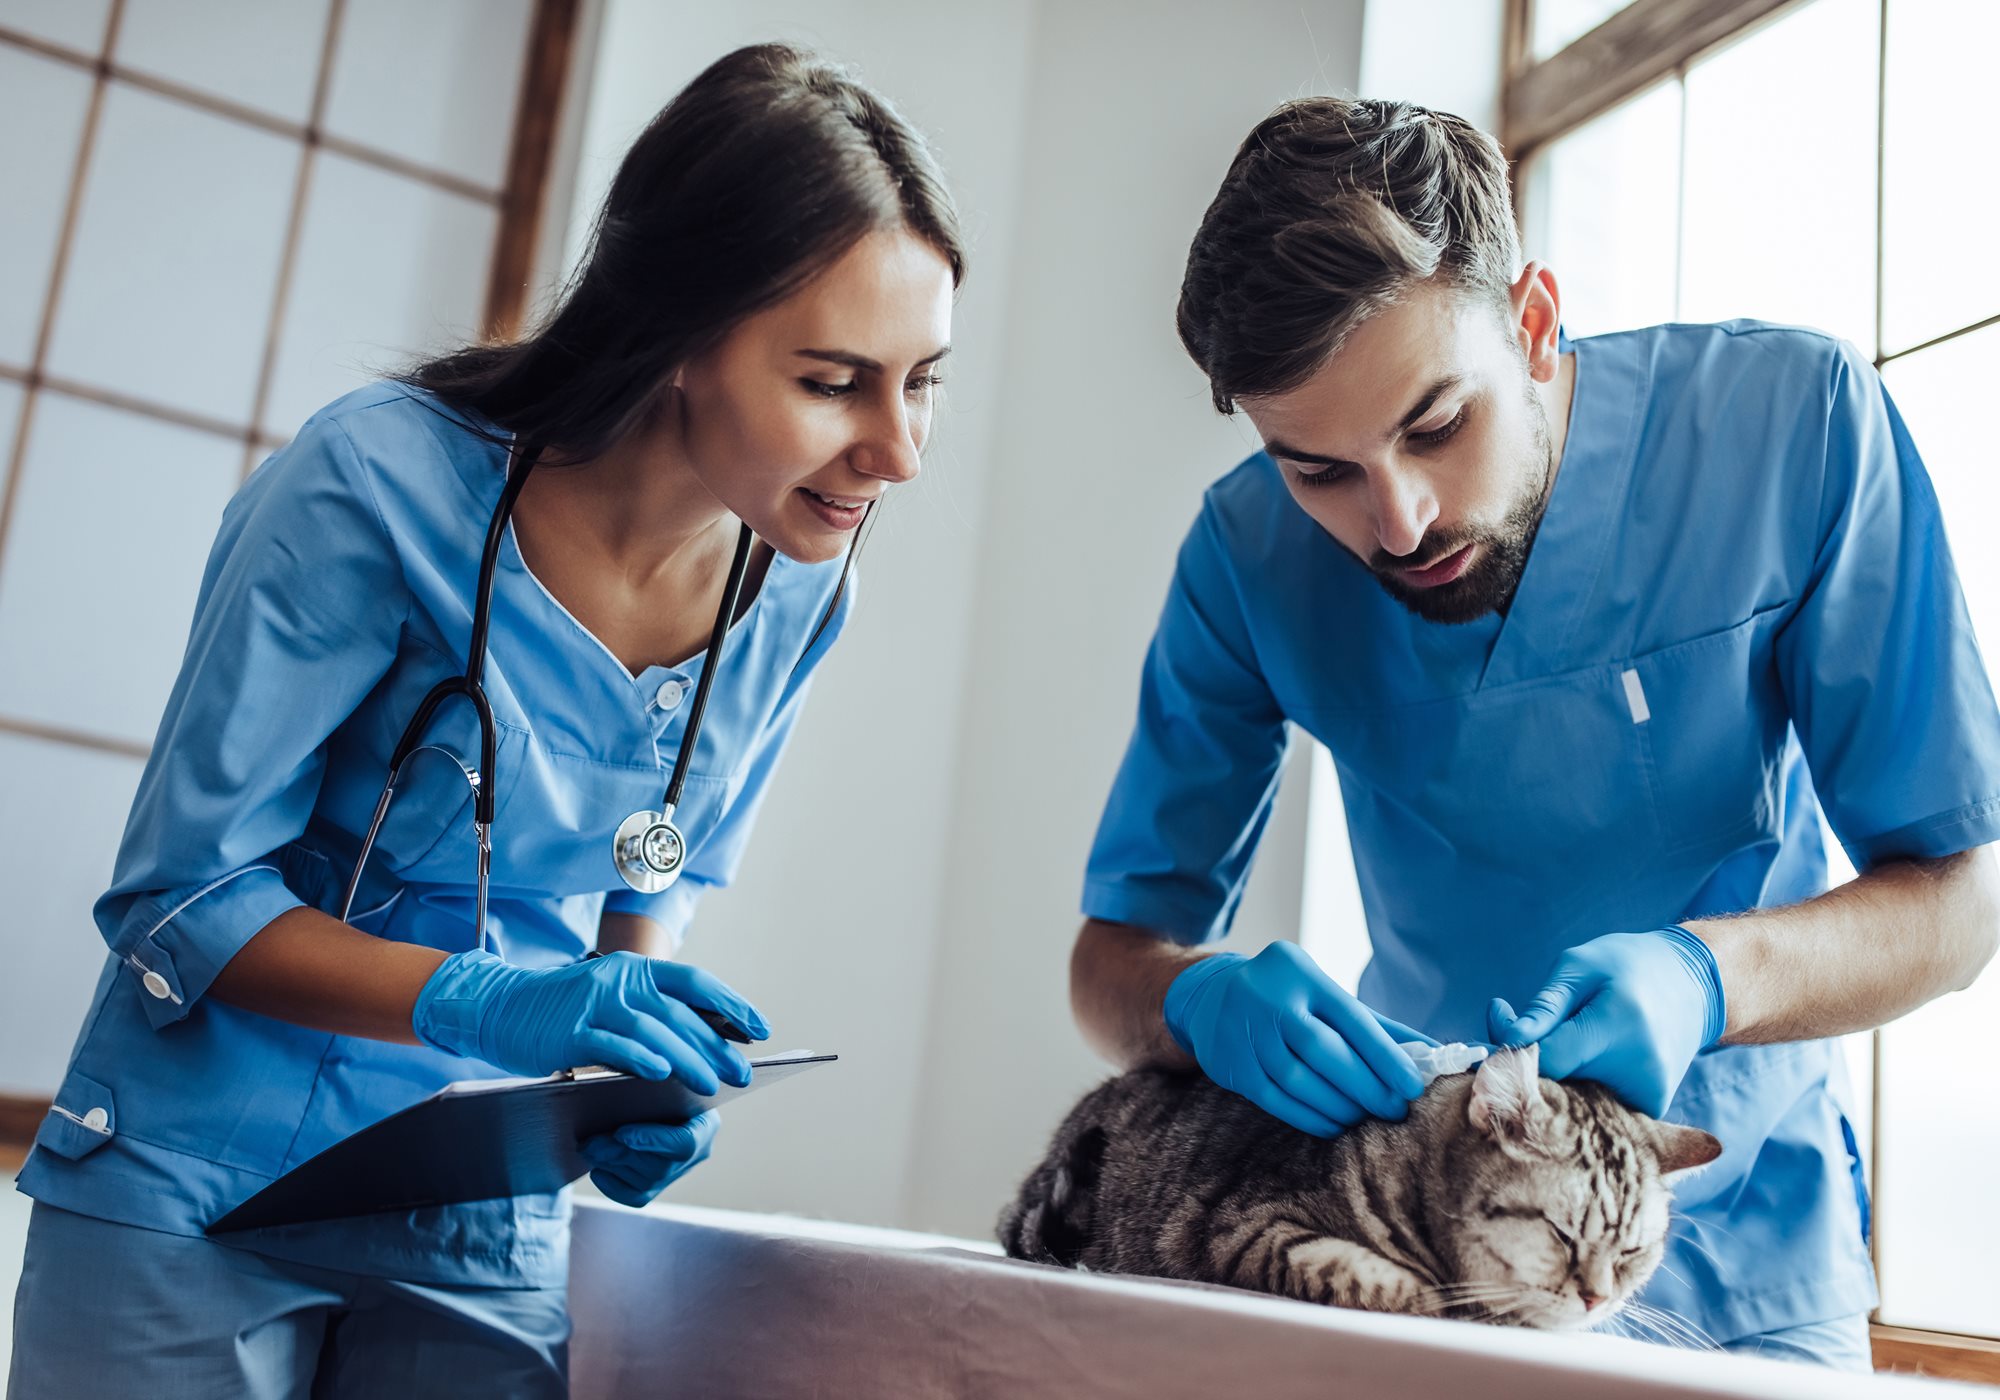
[
  {"x1": 413, "y1": 949, "x2": 766, "y2": 1092},
  {"x1": 1488, "y1": 926, "x2": 1727, "y2": 1117},
  {"x1": 1164, "y1": 941, "x2": 1435, "y2": 1137},
  {"x1": 581, "y1": 1110, "x2": 720, "y2": 1207}
]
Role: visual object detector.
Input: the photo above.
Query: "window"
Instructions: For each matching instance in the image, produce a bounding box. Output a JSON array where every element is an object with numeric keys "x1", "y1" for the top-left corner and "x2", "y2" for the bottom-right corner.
[
  {"x1": 1512, "y1": 0, "x2": 2000, "y2": 1367},
  {"x1": 0, "y1": 0, "x2": 577, "y2": 1101}
]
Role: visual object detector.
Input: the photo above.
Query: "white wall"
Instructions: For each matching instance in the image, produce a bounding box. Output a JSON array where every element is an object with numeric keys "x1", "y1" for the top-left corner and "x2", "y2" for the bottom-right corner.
[
  {"x1": 568, "y1": 1, "x2": 1038, "y2": 1228},
  {"x1": 901, "y1": 0, "x2": 1368, "y2": 1239}
]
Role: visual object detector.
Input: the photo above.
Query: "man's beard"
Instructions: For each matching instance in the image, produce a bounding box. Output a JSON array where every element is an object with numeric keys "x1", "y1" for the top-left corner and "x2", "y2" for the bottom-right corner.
[{"x1": 1369, "y1": 389, "x2": 1557, "y2": 626}]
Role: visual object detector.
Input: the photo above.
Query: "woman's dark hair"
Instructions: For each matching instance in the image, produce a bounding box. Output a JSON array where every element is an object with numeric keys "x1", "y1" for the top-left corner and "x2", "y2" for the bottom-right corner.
[{"x1": 402, "y1": 43, "x2": 965, "y2": 462}]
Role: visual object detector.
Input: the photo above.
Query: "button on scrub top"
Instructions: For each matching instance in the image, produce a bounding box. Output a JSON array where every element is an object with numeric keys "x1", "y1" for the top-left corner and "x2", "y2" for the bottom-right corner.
[
  {"x1": 1084, "y1": 322, "x2": 2000, "y2": 1343},
  {"x1": 19, "y1": 384, "x2": 855, "y2": 1286}
]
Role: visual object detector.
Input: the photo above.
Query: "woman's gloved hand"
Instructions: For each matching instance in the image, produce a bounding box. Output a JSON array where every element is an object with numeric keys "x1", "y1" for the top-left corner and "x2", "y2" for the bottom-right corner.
[
  {"x1": 412, "y1": 949, "x2": 767, "y2": 1092},
  {"x1": 1164, "y1": 941, "x2": 1434, "y2": 1138},
  {"x1": 1487, "y1": 926, "x2": 1727, "y2": 1117},
  {"x1": 581, "y1": 1111, "x2": 720, "y2": 1208}
]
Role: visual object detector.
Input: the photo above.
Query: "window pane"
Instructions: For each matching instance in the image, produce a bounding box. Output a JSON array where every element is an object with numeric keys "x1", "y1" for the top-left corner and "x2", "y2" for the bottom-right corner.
[
  {"x1": 1873, "y1": 323, "x2": 2000, "y2": 1337},
  {"x1": 1882, "y1": 0, "x2": 2000, "y2": 354},
  {"x1": 1531, "y1": 0, "x2": 1636, "y2": 59},
  {"x1": 1678, "y1": 0, "x2": 1878, "y2": 352},
  {"x1": 1522, "y1": 79, "x2": 1680, "y2": 340}
]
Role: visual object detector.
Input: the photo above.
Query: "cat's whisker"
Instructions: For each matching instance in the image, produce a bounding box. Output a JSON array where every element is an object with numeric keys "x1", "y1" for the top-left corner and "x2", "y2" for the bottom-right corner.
[{"x1": 1621, "y1": 1301, "x2": 1719, "y2": 1351}]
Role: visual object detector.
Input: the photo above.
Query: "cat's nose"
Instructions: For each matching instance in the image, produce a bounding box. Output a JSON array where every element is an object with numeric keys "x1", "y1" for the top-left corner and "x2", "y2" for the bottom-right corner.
[{"x1": 1580, "y1": 1291, "x2": 1607, "y2": 1311}]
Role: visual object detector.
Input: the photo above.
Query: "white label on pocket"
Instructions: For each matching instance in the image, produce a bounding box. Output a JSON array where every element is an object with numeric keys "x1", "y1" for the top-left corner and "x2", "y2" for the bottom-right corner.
[{"x1": 1622, "y1": 668, "x2": 1651, "y2": 724}]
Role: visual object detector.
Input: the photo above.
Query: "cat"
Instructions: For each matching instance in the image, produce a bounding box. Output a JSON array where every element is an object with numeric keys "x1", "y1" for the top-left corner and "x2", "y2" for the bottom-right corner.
[{"x1": 998, "y1": 1044, "x2": 1721, "y2": 1332}]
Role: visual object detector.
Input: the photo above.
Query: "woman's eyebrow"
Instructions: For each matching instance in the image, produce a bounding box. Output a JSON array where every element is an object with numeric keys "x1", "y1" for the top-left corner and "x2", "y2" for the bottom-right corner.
[{"x1": 795, "y1": 346, "x2": 953, "y2": 372}]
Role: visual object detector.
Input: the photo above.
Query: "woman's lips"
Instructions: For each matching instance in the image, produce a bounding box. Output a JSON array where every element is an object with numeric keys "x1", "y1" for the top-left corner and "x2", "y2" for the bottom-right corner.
[
  {"x1": 1398, "y1": 543, "x2": 1474, "y2": 588},
  {"x1": 799, "y1": 487, "x2": 869, "y2": 531}
]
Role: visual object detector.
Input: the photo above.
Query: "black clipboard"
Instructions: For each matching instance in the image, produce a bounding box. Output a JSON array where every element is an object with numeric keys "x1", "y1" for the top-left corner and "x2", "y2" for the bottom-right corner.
[{"x1": 206, "y1": 1050, "x2": 835, "y2": 1234}]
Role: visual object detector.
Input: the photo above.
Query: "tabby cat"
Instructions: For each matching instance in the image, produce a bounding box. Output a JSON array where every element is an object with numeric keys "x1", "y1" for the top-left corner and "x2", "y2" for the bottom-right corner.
[{"x1": 999, "y1": 1045, "x2": 1721, "y2": 1331}]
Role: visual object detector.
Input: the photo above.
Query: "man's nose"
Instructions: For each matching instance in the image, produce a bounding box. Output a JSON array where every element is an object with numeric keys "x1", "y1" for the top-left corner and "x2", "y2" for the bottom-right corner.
[{"x1": 1370, "y1": 469, "x2": 1438, "y2": 558}]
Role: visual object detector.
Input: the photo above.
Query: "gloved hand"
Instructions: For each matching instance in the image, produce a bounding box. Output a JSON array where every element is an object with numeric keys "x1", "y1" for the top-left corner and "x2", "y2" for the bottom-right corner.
[
  {"x1": 1487, "y1": 926, "x2": 1726, "y2": 1116},
  {"x1": 581, "y1": 1110, "x2": 720, "y2": 1208},
  {"x1": 413, "y1": 949, "x2": 767, "y2": 1092},
  {"x1": 1164, "y1": 941, "x2": 1434, "y2": 1137}
]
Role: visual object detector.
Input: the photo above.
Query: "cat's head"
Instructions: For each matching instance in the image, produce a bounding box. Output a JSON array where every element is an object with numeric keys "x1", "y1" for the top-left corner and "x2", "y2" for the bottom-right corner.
[{"x1": 1434, "y1": 1043, "x2": 1720, "y2": 1331}]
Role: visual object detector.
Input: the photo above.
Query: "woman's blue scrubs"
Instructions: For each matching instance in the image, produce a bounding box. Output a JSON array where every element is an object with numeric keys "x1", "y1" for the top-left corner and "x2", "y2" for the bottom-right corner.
[
  {"x1": 1084, "y1": 322, "x2": 2000, "y2": 1360},
  {"x1": 7, "y1": 384, "x2": 853, "y2": 1396}
]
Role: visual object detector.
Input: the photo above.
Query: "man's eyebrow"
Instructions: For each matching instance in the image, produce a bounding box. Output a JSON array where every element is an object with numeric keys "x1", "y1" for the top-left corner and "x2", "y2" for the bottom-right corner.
[
  {"x1": 795, "y1": 346, "x2": 953, "y2": 373},
  {"x1": 1262, "y1": 373, "x2": 1465, "y2": 467}
]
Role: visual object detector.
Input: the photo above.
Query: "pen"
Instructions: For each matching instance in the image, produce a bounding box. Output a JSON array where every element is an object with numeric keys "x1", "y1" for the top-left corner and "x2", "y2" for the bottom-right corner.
[{"x1": 580, "y1": 950, "x2": 754, "y2": 1043}]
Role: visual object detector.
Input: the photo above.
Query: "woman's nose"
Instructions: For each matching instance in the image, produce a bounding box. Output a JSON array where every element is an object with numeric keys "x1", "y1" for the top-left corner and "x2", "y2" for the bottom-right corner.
[{"x1": 852, "y1": 404, "x2": 923, "y2": 484}]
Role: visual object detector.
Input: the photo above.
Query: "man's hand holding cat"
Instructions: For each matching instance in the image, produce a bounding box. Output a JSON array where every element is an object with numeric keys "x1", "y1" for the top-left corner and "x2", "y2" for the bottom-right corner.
[
  {"x1": 1163, "y1": 942, "x2": 1434, "y2": 1137},
  {"x1": 1487, "y1": 927, "x2": 1727, "y2": 1116}
]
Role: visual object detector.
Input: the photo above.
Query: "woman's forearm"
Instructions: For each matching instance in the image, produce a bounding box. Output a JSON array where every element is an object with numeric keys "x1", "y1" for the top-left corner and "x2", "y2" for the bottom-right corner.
[{"x1": 207, "y1": 905, "x2": 449, "y2": 1044}]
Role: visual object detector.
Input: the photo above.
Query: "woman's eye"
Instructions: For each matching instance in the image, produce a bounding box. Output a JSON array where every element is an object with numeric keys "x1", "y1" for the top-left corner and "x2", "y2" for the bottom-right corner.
[
  {"x1": 802, "y1": 379, "x2": 856, "y2": 398},
  {"x1": 1408, "y1": 404, "x2": 1468, "y2": 447},
  {"x1": 905, "y1": 373, "x2": 944, "y2": 396}
]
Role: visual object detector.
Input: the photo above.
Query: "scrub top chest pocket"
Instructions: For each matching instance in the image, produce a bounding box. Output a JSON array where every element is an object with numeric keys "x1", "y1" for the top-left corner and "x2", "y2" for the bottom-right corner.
[{"x1": 1626, "y1": 606, "x2": 1793, "y2": 858}]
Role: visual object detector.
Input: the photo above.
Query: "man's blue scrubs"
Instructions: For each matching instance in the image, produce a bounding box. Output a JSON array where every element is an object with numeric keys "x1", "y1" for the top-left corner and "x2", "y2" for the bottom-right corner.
[
  {"x1": 9, "y1": 384, "x2": 853, "y2": 1396},
  {"x1": 1084, "y1": 321, "x2": 2000, "y2": 1352}
]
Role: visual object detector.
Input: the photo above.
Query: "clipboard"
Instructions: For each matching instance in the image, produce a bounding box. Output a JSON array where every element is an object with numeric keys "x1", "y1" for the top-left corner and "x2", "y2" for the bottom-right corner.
[{"x1": 206, "y1": 1050, "x2": 835, "y2": 1235}]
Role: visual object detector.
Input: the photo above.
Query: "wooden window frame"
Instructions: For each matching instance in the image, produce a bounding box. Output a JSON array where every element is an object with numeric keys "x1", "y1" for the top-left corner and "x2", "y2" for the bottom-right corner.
[
  {"x1": 1503, "y1": 0, "x2": 2000, "y2": 1382},
  {"x1": 0, "y1": 0, "x2": 580, "y2": 1146}
]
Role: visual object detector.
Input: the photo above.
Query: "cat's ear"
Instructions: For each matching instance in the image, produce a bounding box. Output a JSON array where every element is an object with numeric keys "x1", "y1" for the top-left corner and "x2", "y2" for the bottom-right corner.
[
  {"x1": 1650, "y1": 1121, "x2": 1723, "y2": 1180},
  {"x1": 1467, "y1": 1044, "x2": 1552, "y2": 1154}
]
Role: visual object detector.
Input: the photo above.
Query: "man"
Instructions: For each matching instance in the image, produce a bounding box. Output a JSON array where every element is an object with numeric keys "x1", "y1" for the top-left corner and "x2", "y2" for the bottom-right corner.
[{"x1": 1071, "y1": 97, "x2": 2000, "y2": 1370}]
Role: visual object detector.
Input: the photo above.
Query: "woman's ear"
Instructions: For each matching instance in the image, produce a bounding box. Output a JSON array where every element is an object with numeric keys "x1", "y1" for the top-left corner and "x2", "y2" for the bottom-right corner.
[{"x1": 1468, "y1": 1043, "x2": 1554, "y2": 1154}]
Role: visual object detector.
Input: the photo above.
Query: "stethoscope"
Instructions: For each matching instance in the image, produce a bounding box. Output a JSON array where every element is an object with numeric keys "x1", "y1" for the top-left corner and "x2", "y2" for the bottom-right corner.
[{"x1": 337, "y1": 442, "x2": 759, "y2": 951}]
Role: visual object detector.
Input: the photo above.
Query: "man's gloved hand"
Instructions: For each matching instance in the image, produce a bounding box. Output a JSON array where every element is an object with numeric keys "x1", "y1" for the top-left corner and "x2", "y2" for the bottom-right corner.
[
  {"x1": 1164, "y1": 941, "x2": 1435, "y2": 1137},
  {"x1": 582, "y1": 1110, "x2": 720, "y2": 1208},
  {"x1": 413, "y1": 949, "x2": 767, "y2": 1092},
  {"x1": 1488, "y1": 926, "x2": 1727, "y2": 1117}
]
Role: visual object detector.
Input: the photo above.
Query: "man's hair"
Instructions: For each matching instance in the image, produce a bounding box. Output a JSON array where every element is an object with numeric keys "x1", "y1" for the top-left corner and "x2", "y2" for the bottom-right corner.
[{"x1": 1177, "y1": 98, "x2": 1521, "y2": 414}]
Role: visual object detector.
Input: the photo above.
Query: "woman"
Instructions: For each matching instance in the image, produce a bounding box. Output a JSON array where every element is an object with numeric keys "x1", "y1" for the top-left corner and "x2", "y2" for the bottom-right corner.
[{"x1": 8, "y1": 44, "x2": 961, "y2": 1398}]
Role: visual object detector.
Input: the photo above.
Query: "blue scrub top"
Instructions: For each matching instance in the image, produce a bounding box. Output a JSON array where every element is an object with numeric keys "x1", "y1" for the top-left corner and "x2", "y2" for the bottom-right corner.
[
  {"x1": 19, "y1": 384, "x2": 854, "y2": 1287},
  {"x1": 1084, "y1": 321, "x2": 2000, "y2": 1342}
]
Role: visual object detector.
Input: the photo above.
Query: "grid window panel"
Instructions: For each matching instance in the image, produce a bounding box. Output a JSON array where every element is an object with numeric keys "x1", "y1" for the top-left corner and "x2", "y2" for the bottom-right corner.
[
  {"x1": 1678, "y1": 0, "x2": 1879, "y2": 352},
  {"x1": 263, "y1": 152, "x2": 497, "y2": 437},
  {"x1": 1523, "y1": 79, "x2": 1681, "y2": 341},
  {"x1": 321, "y1": 0, "x2": 533, "y2": 191},
  {"x1": 114, "y1": 0, "x2": 332, "y2": 126},
  {"x1": 0, "y1": 379, "x2": 21, "y2": 500},
  {"x1": 1881, "y1": 0, "x2": 2000, "y2": 355},
  {"x1": 0, "y1": 392, "x2": 242, "y2": 746},
  {"x1": 0, "y1": 732, "x2": 144, "y2": 1094},
  {"x1": 1862, "y1": 327, "x2": 2000, "y2": 1338},
  {"x1": 1531, "y1": 0, "x2": 1638, "y2": 60},
  {"x1": 43, "y1": 82, "x2": 296, "y2": 426},
  {"x1": 0, "y1": 48, "x2": 94, "y2": 368},
  {"x1": 0, "y1": 0, "x2": 111, "y2": 54}
]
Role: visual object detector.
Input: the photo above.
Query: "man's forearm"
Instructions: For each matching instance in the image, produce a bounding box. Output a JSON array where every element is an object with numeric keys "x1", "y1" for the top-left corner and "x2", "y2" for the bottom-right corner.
[
  {"x1": 1069, "y1": 918, "x2": 1205, "y2": 1071},
  {"x1": 1687, "y1": 845, "x2": 2000, "y2": 1044}
]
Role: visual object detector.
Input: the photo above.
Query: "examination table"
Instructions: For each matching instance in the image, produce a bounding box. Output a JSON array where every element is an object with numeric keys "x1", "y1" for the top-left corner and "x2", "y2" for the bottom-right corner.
[{"x1": 568, "y1": 1202, "x2": 1979, "y2": 1399}]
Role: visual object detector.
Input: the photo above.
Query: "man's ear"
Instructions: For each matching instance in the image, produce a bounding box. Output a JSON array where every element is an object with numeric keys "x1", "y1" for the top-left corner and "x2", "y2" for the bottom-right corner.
[
  {"x1": 1468, "y1": 1043, "x2": 1554, "y2": 1155},
  {"x1": 1506, "y1": 261, "x2": 1563, "y2": 384}
]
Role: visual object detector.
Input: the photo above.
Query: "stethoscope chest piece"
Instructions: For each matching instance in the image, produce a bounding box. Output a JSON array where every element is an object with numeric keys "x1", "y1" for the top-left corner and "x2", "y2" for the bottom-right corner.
[{"x1": 614, "y1": 808, "x2": 686, "y2": 893}]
